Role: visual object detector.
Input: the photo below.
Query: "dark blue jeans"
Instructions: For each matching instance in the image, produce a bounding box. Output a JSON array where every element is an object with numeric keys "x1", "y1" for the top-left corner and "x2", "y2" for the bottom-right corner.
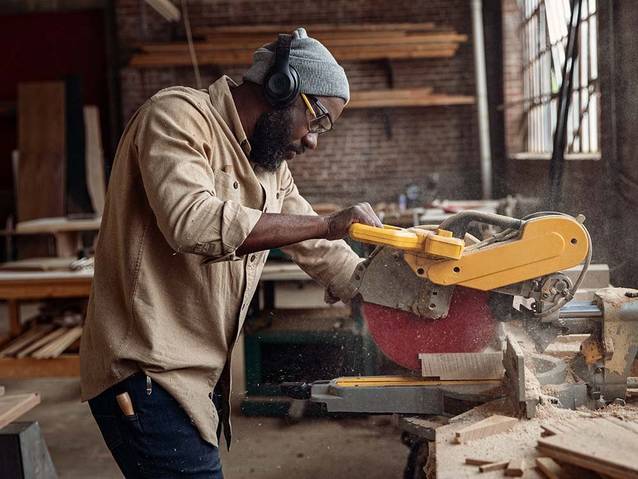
[{"x1": 89, "y1": 373, "x2": 223, "y2": 478}]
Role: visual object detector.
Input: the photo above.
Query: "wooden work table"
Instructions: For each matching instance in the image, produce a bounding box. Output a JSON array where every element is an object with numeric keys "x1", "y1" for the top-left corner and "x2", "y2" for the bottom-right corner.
[{"x1": 0, "y1": 262, "x2": 310, "y2": 378}]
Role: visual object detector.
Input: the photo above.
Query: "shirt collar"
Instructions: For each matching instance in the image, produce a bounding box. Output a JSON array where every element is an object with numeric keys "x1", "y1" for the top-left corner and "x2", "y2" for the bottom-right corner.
[{"x1": 208, "y1": 76, "x2": 251, "y2": 156}]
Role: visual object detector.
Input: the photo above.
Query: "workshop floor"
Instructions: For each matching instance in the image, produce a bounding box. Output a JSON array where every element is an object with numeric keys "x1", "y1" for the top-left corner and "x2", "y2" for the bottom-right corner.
[{"x1": 2, "y1": 378, "x2": 407, "y2": 479}]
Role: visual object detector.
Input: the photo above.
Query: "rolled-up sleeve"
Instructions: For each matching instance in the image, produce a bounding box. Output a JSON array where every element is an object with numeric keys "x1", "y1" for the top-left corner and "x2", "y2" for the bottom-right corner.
[
  {"x1": 278, "y1": 162, "x2": 361, "y2": 302},
  {"x1": 135, "y1": 95, "x2": 262, "y2": 261}
]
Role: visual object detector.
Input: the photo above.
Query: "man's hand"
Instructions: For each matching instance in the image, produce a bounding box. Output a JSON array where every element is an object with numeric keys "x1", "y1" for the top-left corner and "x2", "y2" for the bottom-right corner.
[
  {"x1": 324, "y1": 202, "x2": 383, "y2": 240},
  {"x1": 236, "y1": 203, "x2": 382, "y2": 256}
]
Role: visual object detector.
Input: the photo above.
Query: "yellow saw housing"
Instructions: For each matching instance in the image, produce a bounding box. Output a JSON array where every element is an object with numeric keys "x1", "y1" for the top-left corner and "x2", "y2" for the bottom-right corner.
[{"x1": 350, "y1": 215, "x2": 589, "y2": 292}]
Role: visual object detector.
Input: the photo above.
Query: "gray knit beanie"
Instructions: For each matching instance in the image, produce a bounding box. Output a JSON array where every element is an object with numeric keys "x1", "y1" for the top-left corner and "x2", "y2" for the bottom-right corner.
[{"x1": 243, "y1": 27, "x2": 350, "y2": 103}]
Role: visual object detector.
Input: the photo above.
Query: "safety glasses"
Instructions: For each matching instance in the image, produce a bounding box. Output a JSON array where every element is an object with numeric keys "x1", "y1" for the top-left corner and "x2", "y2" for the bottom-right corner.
[{"x1": 300, "y1": 93, "x2": 333, "y2": 135}]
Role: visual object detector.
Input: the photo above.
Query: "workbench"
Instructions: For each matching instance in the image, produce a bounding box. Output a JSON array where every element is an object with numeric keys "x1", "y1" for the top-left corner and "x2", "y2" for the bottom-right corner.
[
  {"x1": 0, "y1": 270, "x2": 92, "y2": 378},
  {"x1": 0, "y1": 262, "x2": 313, "y2": 379}
]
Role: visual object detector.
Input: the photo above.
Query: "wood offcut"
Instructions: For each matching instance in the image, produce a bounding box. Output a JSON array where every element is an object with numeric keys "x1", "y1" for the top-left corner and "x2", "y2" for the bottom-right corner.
[
  {"x1": 0, "y1": 393, "x2": 41, "y2": 430},
  {"x1": 454, "y1": 414, "x2": 518, "y2": 444}
]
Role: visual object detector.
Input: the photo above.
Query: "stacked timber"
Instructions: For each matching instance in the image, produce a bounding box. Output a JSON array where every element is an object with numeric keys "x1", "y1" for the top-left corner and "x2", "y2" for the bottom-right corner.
[
  {"x1": 129, "y1": 23, "x2": 467, "y2": 67},
  {"x1": 0, "y1": 324, "x2": 82, "y2": 359},
  {"x1": 348, "y1": 88, "x2": 474, "y2": 109}
]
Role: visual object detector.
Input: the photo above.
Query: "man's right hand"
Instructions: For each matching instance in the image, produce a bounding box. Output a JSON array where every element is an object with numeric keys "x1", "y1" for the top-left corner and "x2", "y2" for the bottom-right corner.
[{"x1": 324, "y1": 202, "x2": 383, "y2": 240}]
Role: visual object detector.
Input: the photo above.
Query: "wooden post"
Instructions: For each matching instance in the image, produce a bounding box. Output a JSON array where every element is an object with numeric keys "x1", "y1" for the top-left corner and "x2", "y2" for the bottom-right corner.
[{"x1": 7, "y1": 300, "x2": 21, "y2": 338}]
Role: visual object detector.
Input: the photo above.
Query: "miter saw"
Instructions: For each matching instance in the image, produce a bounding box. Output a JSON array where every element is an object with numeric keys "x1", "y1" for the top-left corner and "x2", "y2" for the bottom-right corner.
[{"x1": 283, "y1": 211, "x2": 638, "y2": 415}]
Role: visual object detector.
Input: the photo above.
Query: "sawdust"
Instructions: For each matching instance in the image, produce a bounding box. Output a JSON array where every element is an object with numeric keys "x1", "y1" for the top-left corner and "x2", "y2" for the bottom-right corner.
[
  {"x1": 524, "y1": 366, "x2": 542, "y2": 399},
  {"x1": 588, "y1": 402, "x2": 638, "y2": 421},
  {"x1": 436, "y1": 396, "x2": 638, "y2": 478}
]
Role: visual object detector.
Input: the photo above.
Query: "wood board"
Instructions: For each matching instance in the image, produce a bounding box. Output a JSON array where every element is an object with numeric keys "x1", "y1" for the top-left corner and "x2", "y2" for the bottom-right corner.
[
  {"x1": 454, "y1": 414, "x2": 518, "y2": 444},
  {"x1": 0, "y1": 393, "x2": 40, "y2": 430},
  {"x1": 32, "y1": 326, "x2": 82, "y2": 359},
  {"x1": 131, "y1": 23, "x2": 467, "y2": 67},
  {"x1": 419, "y1": 352, "x2": 504, "y2": 380},
  {"x1": 537, "y1": 419, "x2": 638, "y2": 479},
  {"x1": 16, "y1": 328, "x2": 68, "y2": 358},
  {"x1": 0, "y1": 324, "x2": 55, "y2": 357},
  {"x1": 17, "y1": 82, "x2": 66, "y2": 222}
]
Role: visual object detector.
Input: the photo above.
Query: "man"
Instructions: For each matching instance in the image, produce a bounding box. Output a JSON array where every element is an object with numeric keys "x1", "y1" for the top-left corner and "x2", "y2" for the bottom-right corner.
[{"x1": 80, "y1": 27, "x2": 381, "y2": 478}]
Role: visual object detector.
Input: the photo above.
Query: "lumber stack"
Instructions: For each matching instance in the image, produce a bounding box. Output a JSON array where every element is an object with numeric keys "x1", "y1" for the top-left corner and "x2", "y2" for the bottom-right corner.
[
  {"x1": 0, "y1": 324, "x2": 82, "y2": 359},
  {"x1": 348, "y1": 88, "x2": 474, "y2": 109},
  {"x1": 130, "y1": 23, "x2": 467, "y2": 68}
]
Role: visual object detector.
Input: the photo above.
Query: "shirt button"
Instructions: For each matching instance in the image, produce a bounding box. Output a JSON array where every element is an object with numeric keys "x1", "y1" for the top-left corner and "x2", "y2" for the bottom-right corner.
[
  {"x1": 276, "y1": 192, "x2": 280, "y2": 199},
  {"x1": 233, "y1": 181, "x2": 239, "y2": 189},
  {"x1": 250, "y1": 255, "x2": 256, "y2": 262}
]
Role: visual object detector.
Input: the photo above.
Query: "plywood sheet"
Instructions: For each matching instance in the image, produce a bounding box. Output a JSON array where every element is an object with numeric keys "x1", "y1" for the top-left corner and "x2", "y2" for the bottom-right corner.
[{"x1": 17, "y1": 82, "x2": 66, "y2": 221}]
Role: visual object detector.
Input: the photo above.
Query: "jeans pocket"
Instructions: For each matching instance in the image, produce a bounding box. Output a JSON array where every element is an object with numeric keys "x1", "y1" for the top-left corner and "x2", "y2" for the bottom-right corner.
[{"x1": 92, "y1": 414, "x2": 125, "y2": 452}]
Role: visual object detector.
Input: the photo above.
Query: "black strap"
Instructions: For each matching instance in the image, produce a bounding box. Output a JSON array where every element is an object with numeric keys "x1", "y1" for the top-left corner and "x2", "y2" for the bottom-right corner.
[{"x1": 273, "y1": 34, "x2": 293, "y2": 71}]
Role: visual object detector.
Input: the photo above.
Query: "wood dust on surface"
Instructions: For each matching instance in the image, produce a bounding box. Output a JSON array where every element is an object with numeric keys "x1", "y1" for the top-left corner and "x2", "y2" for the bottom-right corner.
[{"x1": 434, "y1": 396, "x2": 638, "y2": 479}]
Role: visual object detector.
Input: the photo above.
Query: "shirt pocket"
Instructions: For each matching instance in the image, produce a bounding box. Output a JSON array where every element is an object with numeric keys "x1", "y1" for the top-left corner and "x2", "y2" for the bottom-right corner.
[{"x1": 213, "y1": 168, "x2": 241, "y2": 203}]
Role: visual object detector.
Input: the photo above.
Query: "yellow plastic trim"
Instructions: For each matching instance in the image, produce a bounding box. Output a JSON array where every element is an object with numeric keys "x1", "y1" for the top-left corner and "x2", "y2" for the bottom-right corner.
[
  {"x1": 334, "y1": 375, "x2": 501, "y2": 387},
  {"x1": 349, "y1": 224, "x2": 425, "y2": 251},
  {"x1": 425, "y1": 216, "x2": 589, "y2": 290},
  {"x1": 424, "y1": 230, "x2": 465, "y2": 260}
]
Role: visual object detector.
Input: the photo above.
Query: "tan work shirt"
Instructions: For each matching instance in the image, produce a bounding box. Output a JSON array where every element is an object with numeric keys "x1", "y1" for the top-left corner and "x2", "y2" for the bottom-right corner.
[{"x1": 80, "y1": 76, "x2": 360, "y2": 447}]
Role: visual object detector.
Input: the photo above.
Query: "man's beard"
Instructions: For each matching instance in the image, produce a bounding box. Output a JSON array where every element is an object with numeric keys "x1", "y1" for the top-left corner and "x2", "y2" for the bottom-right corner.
[{"x1": 249, "y1": 108, "x2": 304, "y2": 172}]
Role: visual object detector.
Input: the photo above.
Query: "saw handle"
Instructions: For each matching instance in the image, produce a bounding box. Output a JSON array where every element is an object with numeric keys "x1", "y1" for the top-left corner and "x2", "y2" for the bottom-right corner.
[
  {"x1": 348, "y1": 223, "x2": 424, "y2": 250},
  {"x1": 349, "y1": 223, "x2": 465, "y2": 259}
]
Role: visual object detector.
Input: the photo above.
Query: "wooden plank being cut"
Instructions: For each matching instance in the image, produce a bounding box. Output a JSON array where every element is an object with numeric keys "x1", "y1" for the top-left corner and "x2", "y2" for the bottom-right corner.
[
  {"x1": 537, "y1": 419, "x2": 638, "y2": 479},
  {"x1": 17, "y1": 82, "x2": 66, "y2": 221},
  {"x1": 454, "y1": 415, "x2": 518, "y2": 444},
  {"x1": 420, "y1": 352, "x2": 504, "y2": 380},
  {"x1": 0, "y1": 393, "x2": 40, "y2": 430},
  {"x1": 0, "y1": 324, "x2": 55, "y2": 357}
]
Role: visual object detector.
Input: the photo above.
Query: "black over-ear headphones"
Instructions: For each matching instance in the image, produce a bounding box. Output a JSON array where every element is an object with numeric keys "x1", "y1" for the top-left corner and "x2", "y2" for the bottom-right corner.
[{"x1": 263, "y1": 34, "x2": 300, "y2": 108}]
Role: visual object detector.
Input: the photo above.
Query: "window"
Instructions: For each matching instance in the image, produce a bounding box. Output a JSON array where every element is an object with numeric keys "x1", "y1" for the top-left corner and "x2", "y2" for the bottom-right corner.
[{"x1": 518, "y1": 0, "x2": 599, "y2": 157}]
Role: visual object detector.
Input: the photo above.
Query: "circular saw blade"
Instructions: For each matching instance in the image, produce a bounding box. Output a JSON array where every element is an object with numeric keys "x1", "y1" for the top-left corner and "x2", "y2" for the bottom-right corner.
[{"x1": 362, "y1": 287, "x2": 497, "y2": 370}]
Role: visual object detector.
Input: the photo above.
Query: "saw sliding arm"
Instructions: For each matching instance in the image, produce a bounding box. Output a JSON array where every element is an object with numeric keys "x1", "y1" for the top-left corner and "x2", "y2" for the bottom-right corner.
[{"x1": 348, "y1": 211, "x2": 591, "y2": 320}]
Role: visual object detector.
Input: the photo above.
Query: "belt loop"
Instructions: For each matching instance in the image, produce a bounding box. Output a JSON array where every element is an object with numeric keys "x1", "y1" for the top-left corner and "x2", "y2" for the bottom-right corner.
[{"x1": 146, "y1": 375, "x2": 152, "y2": 396}]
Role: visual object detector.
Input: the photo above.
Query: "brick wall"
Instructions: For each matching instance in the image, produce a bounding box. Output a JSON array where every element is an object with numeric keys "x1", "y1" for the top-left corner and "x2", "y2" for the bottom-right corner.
[{"x1": 114, "y1": 0, "x2": 482, "y2": 204}]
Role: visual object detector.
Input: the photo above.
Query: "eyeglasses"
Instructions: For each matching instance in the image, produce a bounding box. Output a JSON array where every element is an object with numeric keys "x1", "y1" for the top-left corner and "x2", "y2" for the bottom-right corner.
[{"x1": 300, "y1": 93, "x2": 333, "y2": 135}]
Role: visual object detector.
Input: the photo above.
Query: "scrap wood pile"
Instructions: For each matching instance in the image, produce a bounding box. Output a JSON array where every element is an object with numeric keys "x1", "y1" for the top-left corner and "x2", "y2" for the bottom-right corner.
[
  {"x1": 129, "y1": 22, "x2": 467, "y2": 67},
  {"x1": 460, "y1": 415, "x2": 638, "y2": 478}
]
